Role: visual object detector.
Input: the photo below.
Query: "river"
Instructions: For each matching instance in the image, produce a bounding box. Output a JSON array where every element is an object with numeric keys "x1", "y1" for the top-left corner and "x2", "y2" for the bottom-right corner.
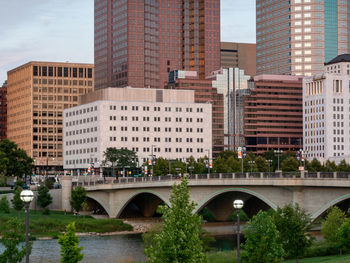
[{"x1": 0, "y1": 234, "x2": 236, "y2": 263}]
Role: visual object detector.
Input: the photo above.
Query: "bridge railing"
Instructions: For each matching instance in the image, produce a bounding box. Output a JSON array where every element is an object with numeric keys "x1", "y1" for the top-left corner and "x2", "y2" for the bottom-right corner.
[{"x1": 71, "y1": 171, "x2": 350, "y2": 187}]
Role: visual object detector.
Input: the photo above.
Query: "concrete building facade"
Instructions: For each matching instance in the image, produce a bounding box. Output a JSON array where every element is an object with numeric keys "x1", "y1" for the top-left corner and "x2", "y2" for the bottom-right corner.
[
  {"x1": 94, "y1": 0, "x2": 221, "y2": 90},
  {"x1": 63, "y1": 87, "x2": 212, "y2": 172},
  {"x1": 0, "y1": 81, "x2": 7, "y2": 140},
  {"x1": 303, "y1": 54, "x2": 350, "y2": 162},
  {"x1": 166, "y1": 70, "x2": 224, "y2": 156},
  {"x1": 211, "y1": 68, "x2": 252, "y2": 150},
  {"x1": 256, "y1": 0, "x2": 350, "y2": 76},
  {"x1": 220, "y1": 42, "x2": 256, "y2": 77},
  {"x1": 7, "y1": 62, "x2": 94, "y2": 174},
  {"x1": 245, "y1": 75, "x2": 303, "y2": 154}
]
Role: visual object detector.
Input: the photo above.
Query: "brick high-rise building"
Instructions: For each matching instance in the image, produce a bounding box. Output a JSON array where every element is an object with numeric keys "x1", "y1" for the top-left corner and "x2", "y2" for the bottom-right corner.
[
  {"x1": 0, "y1": 81, "x2": 7, "y2": 140},
  {"x1": 244, "y1": 75, "x2": 303, "y2": 154},
  {"x1": 256, "y1": 0, "x2": 350, "y2": 76},
  {"x1": 7, "y1": 62, "x2": 94, "y2": 174},
  {"x1": 94, "y1": 0, "x2": 221, "y2": 90}
]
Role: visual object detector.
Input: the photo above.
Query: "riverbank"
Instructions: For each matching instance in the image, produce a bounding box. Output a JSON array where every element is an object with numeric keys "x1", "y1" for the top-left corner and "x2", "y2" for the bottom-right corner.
[{"x1": 0, "y1": 209, "x2": 132, "y2": 238}]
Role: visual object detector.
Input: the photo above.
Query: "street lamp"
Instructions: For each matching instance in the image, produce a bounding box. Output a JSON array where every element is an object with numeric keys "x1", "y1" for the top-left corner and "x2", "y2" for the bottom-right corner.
[
  {"x1": 20, "y1": 190, "x2": 34, "y2": 263},
  {"x1": 266, "y1": 159, "x2": 273, "y2": 175},
  {"x1": 206, "y1": 149, "x2": 210, "y2": 174},
  {"x1": 274, "y1": 150, "x2": 283, "y2": 171},
  {"x1": 233, "y1": 199, "x2": 244, "y2": 263},
  {"x1": 248, "y1": 160, "x2": 255, "y2": 173}
]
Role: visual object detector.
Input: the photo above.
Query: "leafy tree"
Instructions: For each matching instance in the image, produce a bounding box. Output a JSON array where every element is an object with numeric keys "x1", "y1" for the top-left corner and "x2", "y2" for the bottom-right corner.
[
  {"x1": 213, "y1": 157, "x2": 231, "y2": 173},
  {"x1": 44, "y1": 177, "x2": 55, "y2": 189},
  {"x1": 0, "y1": 196, "x2": 10, "y2": 213},
  {"x1": 37, "y1": 185, "x2": 53, "y2": 214},
  {"x1": 12, "y1": 187, "x2": 24, "y2": 211},
  {"x1": 102, "y1": 147, "x2": 137, "y2": 177},
  {"x1": 0, "y1": 139, "x2": 33, "y2": 178},
  {"x1": 322, "y1": 206, "x2": 347, "y2": 244},
  {"x1": 0, "y1": 218, "x2": 30, "y2": 263},
  {"x1": 324, "y1": 160, "x2": 337, "y2": 172},
  {"x1": 153, "y1": 158, "x2": 169, "y2": 176},
  {"x1": 272, "y1": 204, "x2": 312, "y2": 262},
  {"x1": 306, "y1": 158, "x2": 323, "y2": 172},
  {"x1": 58, "y1": 222, "x2": 84, "y2": 263},
  {"x1": 281, "y1": 157, "x2": 299, "y2": 172},
  {"x1": 242, "y1": 210, "x2": 284, "y2": 263},
  {"x1": 255, "y1": 156, "x2": 268, "y2": 172},
  {"x1": 337, "y1": 160, "x2": 350, "y2": 172},
  {"x1": 70, "y1": 186, "x2": 87, "y2": 214},
  {"x1": 144, "y1": 177, "x2": 207, "y2": 263},
  {"x1": 336, "y1": 218, "x2": 350, "y2": 255}
]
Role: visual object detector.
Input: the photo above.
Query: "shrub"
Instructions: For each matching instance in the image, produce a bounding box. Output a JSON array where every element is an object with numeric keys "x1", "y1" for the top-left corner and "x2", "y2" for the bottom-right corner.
[{"x1": 0, "y1": 196, "x2": 10, "y2": 213}]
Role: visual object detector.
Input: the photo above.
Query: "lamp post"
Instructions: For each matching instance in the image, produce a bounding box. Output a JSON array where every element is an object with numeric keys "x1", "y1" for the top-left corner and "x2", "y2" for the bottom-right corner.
[
  {"x1": 248, "y1": 160, "x2": 255, "y2": 173},
  {"x1": 274, "y1": 150, "x2": 283, "y2": 171},
  {"x1": 20, "y1": 190, "x2": 34, "y2": 263},
  {"x1": 206, "y1": 149, "x2": 210, "y2": 174},
  {"x1": 233, "y1": 199, "x2": 244, "y2": 263},
  {"x1": 266, "y1": 159, "x2": 273, "y2": 176}
]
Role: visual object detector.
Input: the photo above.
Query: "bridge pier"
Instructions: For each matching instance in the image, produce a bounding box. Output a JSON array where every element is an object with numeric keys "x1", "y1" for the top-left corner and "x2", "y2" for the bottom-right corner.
[{"x1": 61, "y1": 176, "x2": 72, "y2": 211}]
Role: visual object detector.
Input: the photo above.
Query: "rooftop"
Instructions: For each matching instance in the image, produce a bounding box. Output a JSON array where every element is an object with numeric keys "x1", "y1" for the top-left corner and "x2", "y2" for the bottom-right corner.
[{"x1": 324, "y1": 54, "x2": 350, "y2": 66}]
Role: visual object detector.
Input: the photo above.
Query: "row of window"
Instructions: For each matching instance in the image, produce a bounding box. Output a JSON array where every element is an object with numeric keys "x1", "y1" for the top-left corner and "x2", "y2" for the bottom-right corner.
[
  {"x1": 66, "y1": 127, "x2": 97, "y2": 136},
  {"x1": 109, "y1": 105, "x2": 203, "y2": 112},
  {"x1": 66, "y1": 137, "x2": 98, "y2": 146},
  {"x1": 108, "y1": 136, "x2": 204, "y2": 143},
  {"x1": 66, "y1": 106, "x2": 98, "y2": 117},
  {"x1": 66, "y1": 147, "x2": 98, "y2": 156},
  {"x1": 66, "y1": 116, "x2": 97, "y2": 127}
]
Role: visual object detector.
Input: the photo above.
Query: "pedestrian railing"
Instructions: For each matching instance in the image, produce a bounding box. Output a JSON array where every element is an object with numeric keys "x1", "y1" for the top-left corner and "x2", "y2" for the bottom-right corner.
[{"x1": 71, "y1": 171, "x2": 350, "y2": 187}]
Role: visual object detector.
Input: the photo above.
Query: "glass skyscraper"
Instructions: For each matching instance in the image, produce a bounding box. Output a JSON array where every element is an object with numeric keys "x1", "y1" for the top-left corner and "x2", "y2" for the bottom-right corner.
[{"x1": 256, "y1": 0, "x2": 350, "y2": 76}]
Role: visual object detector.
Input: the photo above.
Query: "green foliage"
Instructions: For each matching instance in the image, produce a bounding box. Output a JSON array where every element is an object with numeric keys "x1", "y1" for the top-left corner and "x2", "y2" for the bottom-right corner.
[
  {"x1": 58, "y1": 222, "x2": 84, "y2": 263},
  {"x1": 0, "y1": 196, "x2": 10, "y2": 213},
  {"x1": 12, "y1": 187, "x2": 24, "y2": 211},
  {"x1": 199, "y1": 207, "x2": 216, "y2": 222},
  {"x1": 281, "y1": 157, "x2": 300, "y2": 172},
  {"x1": 304, "y1": 240, "x2": 338, "y2": 258},
  {"x1": 337, "y1": 160, "x2": 350, "y2": 172},
  {"x1": 306, "y1": 158, "x2": 323, "y2": 172},
  {"x1": 144, "y1": 177, "x2": 207, "y2": 263},
  {"x1": 322, "y1": 206, "x2": 346, "y2": 244},
  {"x1": 44, "y1": 177, "x2": 55, "y2": 189},
  {"x1": 336, "y1": 218, "x2": 350, "y2": 253},
  {"x1": 231, "y1": 209, "x2": 249, "y2": 222},
  {"x1": 37, "y1": 185, "x2": 53, "y2": 212},
  {"x1": 153, "y1": 158, "x2": 169, "y2": 176},
  {"x1": 14, "y1": 179, "x2": 24, "y2": 190},
  {"x1": 207, "y1": 250, "x2": 237, "y2": 263},
  {"x1": 272, "y1": 204, "x2": 313, "y2": 261},
  {"x1": 242, "y1": 210, "x2": 284, "y2": 263},
  {"x1": 0, "y1": 139, "x2": 33, "y2": 178},
  {"x1": 103, "y1": 147, "x2": 137, "y2": 177},
  {"x1": 0, "y1": 218, "x2": 30, "y2": 263},
  {"x1": 70, "y1": 186, "x2": 87, "y2": 213},
  {"x1": 255, "y1": 156, "x2": 268, "y2": 172}
]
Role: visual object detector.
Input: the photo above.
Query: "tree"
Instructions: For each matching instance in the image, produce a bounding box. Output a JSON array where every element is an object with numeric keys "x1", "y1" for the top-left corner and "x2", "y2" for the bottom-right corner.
[
  {"x1": 58, "y1": 222, "x2": 84, "y2": 263},
  {"x1": 281, "y1": 157, "x2": 299, "y2": 172},
  {"x1": 322, "y1": 206, "x2": 347, "y2": 244},
  {"x1": 153, "y1": 158, "x2": 169, "y2": 176},
  {"x1": 37, "y1": 185, "x2": 53, "y2": 214},
  {"x1": 70, "y1": 186, "x2": 87, "y2": 214},
  {"x1": 0, "y1": 196, "x2": 10, "y2": 213},
  {"x1": 272, "y1": 204, "x2": 312, "y2": 262},
  {"x1": 255, "y1": 156, "x2": 268, "y2": 172},
  {"x1": 306, "y1": 158, "x2": 323, "y2": 172},
  {"x1": 242, "y1": 211, "x2": 284, "y2": 263},
  {"x1": 144, "y1": 177, "x2": 207, "y2": 263},
  {"x1": 337, "y1": 160, "x2": 350, "y2": 172},
  {"x1": 0, "y1": 218, "x2": 29, "y2": 263},
  {"x1": 336, "y1": 218, "x2": 350, "y2": 255},
  {"x1": 0, "y1": 139, "x2": 33, "y2": 178},
  {"x1": 12, "y1": 187, "x2": 24, "y2": 211},
  {"x1": 102, "y1": 147, "x2": 137, "y2": 177}
]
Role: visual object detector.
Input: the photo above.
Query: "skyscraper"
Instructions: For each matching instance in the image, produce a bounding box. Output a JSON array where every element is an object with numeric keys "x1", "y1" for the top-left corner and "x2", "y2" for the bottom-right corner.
[
  {"x1": 256, "y1": 0, "x2": 350, "y2": 76},
  {"x1": 94, "y1": 0, "x2": 220, "y2": 90}
]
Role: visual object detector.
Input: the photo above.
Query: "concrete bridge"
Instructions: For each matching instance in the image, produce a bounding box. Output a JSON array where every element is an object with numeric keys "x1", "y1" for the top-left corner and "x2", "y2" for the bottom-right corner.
[{"x1": 61, "y1": 172, "x2": 350, "y2": 222}]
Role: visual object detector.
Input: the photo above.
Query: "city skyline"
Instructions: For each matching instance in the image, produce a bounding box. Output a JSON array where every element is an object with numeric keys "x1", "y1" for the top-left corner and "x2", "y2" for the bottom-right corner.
[{"x1": 0, "y1": 0, "x2": 256, "y2": 85}]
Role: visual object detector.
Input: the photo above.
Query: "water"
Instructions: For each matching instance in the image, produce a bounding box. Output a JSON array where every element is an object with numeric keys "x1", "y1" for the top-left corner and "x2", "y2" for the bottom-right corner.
[{"x1": 0, "y1": 234, "x2": 236, "y2": 263}]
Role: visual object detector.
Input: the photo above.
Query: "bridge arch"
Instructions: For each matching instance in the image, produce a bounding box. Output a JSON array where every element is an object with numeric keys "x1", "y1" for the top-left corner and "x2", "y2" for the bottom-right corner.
[
  {"x1": 311, "y1": 193, "x2": 350, "y2": 221},
  {"x1": 194, "y1": 187, "x2": 278, "y2": 221},
  {"x1": 116, "y1": 190, "x2": 170, "y2": 218},
  {"x1": 86, "y1": 193, "x2": 111, "y2": 217}
]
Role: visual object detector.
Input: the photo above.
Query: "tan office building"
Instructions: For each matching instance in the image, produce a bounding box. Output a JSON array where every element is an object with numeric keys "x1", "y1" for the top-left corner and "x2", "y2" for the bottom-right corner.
[
  {"x1": 7, "y1": 62, "x2": 94, "y2": 175},
  {"x1": 221, "y1": 42, "x2": 256, "y2": 77}
]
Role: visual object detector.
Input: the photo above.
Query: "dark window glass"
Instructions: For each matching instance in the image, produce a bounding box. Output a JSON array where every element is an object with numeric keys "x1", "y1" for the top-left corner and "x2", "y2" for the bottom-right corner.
[
  {"x1": 33, "y1": 66, "x2": 38, "y2": 76},
  {"x1": 73, "y1": 68, "x2": 77, "y2": 78},
  {"x1": 48, "y1": 67, "x2": 53, "y2": 77},
  {"x1": 64, "y1": 67, "x2": 68, "y2": 77},
  {"x1": 88, "y1": 68, "x2": 92, "y2": 78},
  {"x1": 42, "y1": 66, "x2": 47, "y2": 76},
  {"x1": 58, "y1": 67, "x2": 62, "y2": 77},
  {"x1": 79, "y1": 68, "x2": 83, "y2": 78}
]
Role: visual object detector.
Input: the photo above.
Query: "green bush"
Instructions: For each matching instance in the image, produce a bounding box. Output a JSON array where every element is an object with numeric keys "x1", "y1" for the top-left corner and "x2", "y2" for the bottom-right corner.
[
  {"x1": 231, "y1": 210, "x2": 249, "y2": 222},
  {"x1": 199, "y1": 207, "x2": 216, "y2": 222},
  {"x1": 0, "y1": 196, "x2": 10, "y2": 213},
  {"x1": 304, "y1": 240, "x2": 338, "y2": 258}
]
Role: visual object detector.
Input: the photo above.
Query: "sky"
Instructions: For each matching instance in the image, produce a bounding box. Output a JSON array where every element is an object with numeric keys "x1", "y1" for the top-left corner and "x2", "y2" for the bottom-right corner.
[{"x1": 0, "y1": 0, "x2": 256, "y2": 85}]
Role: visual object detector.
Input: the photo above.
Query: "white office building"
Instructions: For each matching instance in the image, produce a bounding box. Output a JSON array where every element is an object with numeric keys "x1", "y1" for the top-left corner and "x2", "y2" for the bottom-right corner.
[
  {"x1": 303, "y1": 54, "x2": 350, "y2": 162},
  {"x1": 63, "y1": 87, "x2": 212, "y2": 172}
]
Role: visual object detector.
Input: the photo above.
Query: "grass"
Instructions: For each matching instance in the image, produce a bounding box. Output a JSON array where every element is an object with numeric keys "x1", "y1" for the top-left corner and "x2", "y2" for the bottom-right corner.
[
  {"x1": 284, "y1": 254, "x2": 350, "y2": 263},
  {"x1": 207, "y1": 250, "x2": 237, "y2": 263},
  {"x1": 0, "y1": 209, "x2": 132, "y2": 238}
]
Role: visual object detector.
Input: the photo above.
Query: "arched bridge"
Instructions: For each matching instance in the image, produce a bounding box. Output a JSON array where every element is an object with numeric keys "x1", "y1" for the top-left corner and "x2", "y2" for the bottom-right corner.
[{"x1": 61, "y1": 172, "x2": 350, "y2": 222}]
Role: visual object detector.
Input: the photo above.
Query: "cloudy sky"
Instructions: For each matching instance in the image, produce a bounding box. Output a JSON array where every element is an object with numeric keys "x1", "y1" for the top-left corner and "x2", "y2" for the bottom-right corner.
[{"x1": 0, "y1": 0, "x2": 255, "y2": 85}]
